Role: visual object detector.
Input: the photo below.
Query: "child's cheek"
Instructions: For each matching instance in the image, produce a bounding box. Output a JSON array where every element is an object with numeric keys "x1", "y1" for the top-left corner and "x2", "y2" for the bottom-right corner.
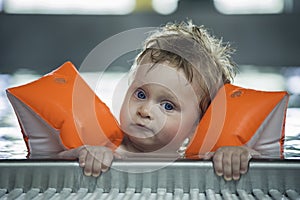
[
  {"x1": 160, "y1": 117, "x2": 181, "y2": 138},
  {"x1": 119, "y1": 100, "x2": 131, "y2": 128}
]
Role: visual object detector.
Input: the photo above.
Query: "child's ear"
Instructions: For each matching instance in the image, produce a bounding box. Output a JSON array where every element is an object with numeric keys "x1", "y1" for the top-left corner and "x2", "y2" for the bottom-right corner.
[
  {"x1": 6, "y1": 62, "x2": 124, "y2": 157},
  {"x1": 185, "y1": 84, "x2": 289, "y2": 159}
]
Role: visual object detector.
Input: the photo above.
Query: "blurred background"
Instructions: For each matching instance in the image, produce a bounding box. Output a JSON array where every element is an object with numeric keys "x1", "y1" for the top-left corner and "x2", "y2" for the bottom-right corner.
[
  {"x1": 0, "y1": 0, "x2": 300, "y2": 158},
  {"x1": 0, "y1": 0, "x2": 300, "y2": 72}
]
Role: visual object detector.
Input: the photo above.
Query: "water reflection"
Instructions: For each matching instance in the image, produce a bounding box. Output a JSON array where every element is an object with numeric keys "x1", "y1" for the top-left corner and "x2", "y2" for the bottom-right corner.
[
  {"x1": 0, "y1": 71, "x2": 40, "y2": 159},
  {"x1": 0, "y1": 65, "x2": 300, "y2": 159}
]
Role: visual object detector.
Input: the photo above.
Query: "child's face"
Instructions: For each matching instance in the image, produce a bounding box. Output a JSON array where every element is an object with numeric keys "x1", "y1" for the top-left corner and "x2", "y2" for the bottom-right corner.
[{"x1": 120, "y1": 61, "x2": 200, "y2": 153}]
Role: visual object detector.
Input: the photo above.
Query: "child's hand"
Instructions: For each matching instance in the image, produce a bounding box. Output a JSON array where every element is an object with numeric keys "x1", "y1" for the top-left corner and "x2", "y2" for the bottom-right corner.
[
  {"x1": 78, "y1": 145, "x2": 114, "y2": 177},
  {"x1": 208, "y1": 146, "x2": 260, "y2": 181},
  {"x1": 57, "y1": 145, "x2": 116, "y2": 177}
]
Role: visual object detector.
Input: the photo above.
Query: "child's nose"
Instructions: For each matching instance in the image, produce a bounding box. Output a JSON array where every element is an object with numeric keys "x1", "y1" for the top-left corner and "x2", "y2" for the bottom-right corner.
[{"x1": 137, "y1": 103, "x2": 152, "y2": 120}]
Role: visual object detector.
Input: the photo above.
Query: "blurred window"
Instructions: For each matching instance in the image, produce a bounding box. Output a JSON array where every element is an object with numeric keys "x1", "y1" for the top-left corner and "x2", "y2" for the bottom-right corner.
[
  {"x1": 152, "y1": 0, "x2": 178, "y2": 15},
  {"x1": 214, "y1": 0, "x2": 284, "y2": 14},
  {"x1": 3, "y1": 0, "x2": 135, "y2": 15},
  {"x1": 0, "y1": 0, "x2": 3, "y2": 12}
]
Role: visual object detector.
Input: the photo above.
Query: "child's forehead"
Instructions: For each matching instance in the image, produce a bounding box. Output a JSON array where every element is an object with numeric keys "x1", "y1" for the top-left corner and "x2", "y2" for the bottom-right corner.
[
  {"x1": 133, "y1": 63, "x2": 194, "y2": 91},
  {"x1": 135, "y1": 62, "x2": 185, "y2": 81},
  {"x1": 136, "y1": 52, "x2": 180, "y2": 76},
  {"x1": 134, "y1": 59, "x2": 196, "y2": 87}
]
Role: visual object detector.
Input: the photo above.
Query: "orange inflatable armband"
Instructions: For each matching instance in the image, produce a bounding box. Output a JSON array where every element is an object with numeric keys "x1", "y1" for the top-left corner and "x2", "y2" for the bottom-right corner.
[
  {"x1": 6, "y1": 62, "x2": 123, "y2": 157},
  {"x1": 185, "y1": 84, "x2": 289, "y2": 158}
]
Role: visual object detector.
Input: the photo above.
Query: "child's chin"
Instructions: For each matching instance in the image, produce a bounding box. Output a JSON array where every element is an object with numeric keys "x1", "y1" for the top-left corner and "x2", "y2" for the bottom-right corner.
[{"x1": 129, "y1": 136, "x2": 164, "y2": 152}]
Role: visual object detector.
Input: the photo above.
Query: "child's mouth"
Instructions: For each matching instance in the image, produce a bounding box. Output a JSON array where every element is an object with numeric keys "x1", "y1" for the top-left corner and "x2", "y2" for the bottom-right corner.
[{"x1": 131, "y1": 123, "x2": 154, "y2": 138}]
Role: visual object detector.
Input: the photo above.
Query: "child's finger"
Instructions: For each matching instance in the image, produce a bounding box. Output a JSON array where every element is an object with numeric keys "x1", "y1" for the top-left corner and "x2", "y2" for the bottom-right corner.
[
  {"x1": 101, "y1": 151, "x2": 114, "y2": 172},
  {"x1": 212, "y1": 151, "x2": 224, "y2": 176},
  {"x1": 231, "y1": 152, "x2": 241, "y2": 180},
  {"x1": 83, "y1": 152, "x2": 95, "y2": 176},
  {"x1": 240, "y1": 151, "x2": 250, "y2": 174},
  {"x1": 92, "y1": 153, "x2": 103, "y2": 177},
  {"x1": 78, "y1": 148, "x2": 88, "y2": 167},
  {"x1": 222, "y1": 151, "x2": 233, "y2": 181}
]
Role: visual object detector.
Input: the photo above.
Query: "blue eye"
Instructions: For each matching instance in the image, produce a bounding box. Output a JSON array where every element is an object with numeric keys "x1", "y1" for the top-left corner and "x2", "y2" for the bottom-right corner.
[
  {"x1": 135, "y1": 89, "x2": 146, "y2": 99},
  {"x1": 163, "y1": 102, "x2": 174, "y2": 111}
]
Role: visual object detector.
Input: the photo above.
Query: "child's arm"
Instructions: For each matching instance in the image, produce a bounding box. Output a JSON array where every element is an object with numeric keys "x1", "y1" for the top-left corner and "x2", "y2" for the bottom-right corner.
[
  {"x1": 58, "y1": 145, "x2": 114, "y2": 177},
  {"x1": 207, "y1": 146, "x2": 260, "y2": 181}
]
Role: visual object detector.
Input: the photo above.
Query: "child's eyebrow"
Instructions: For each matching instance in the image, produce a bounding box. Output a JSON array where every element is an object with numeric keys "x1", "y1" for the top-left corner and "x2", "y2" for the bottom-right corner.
[{"x1": 160, "y1": 91, "x2": 178, "y2": 103}]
